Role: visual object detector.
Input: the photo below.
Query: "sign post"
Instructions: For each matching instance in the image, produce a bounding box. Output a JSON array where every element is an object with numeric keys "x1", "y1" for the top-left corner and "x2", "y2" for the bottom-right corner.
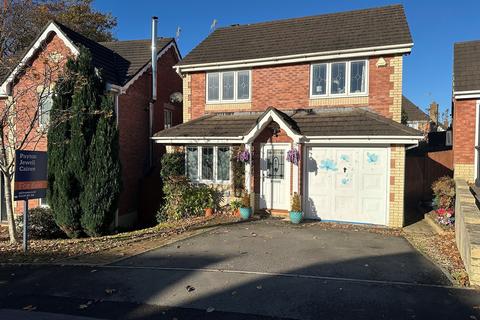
[{"x1": 14, "y1": 150, "x2": 47, "y2": 254}]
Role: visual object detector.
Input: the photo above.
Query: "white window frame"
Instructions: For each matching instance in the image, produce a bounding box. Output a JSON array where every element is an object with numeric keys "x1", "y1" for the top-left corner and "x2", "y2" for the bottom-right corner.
[
  {"x1": 185, "y1": 145, "x2": 231, "y2": 184},
  {"x1": 37, "y1": 86, "x2": 54, "y2": 128},
  {"x1": 164, "y1": 109, "x2": 173, "y2": 129},
  {"x1": 206, "y1": 70, "x2": 251, "y2": 104},
  {"x1": 310, "y1": 59, "x2": 369, "y2": 99}
]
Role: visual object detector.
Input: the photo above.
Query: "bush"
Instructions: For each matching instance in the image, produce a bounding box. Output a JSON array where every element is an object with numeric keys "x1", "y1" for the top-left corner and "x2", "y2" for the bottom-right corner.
[
  {"x1": 160, "y1": 153, "x2": 185, "y2": 180},
  {"x1": 15, "y1": 207, "x2": 65, "y2": 239},
  {"x1": 157, "y1": 176, "x2": 223, "y2": 222},
  {"x1": 432, "y1": 176, "x2": 455, "y2": 209}
]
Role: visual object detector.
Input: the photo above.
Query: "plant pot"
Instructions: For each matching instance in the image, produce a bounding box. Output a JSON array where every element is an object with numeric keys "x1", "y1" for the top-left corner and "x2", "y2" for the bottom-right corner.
[
  {"x1": 233, "y1": 209, "x2": 240, "y2": 217},
  {"x1": 239, "y1": 207, "x2": 252, "y2": 220},
  {"x1": 205, "y1": 208, "x2": 214, "y2": 217},
  {"x1": 289, "y1": 211, "x2": 303, "y2": 224}
]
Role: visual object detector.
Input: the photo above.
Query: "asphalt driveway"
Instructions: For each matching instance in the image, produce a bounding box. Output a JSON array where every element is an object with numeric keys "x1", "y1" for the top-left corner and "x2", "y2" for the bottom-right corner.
[
  {"x1": 1, "y1": 219, "x2": 479, "y2": 320},
  {"x1": 113, "y1": 219, "x2": 450, "y2": 285}
]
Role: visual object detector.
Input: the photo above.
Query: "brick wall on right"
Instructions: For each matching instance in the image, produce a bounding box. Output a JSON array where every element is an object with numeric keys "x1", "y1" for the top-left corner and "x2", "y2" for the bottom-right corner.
[{"x1": 453, "y1": 98, "x2": 477, "y2": 182}]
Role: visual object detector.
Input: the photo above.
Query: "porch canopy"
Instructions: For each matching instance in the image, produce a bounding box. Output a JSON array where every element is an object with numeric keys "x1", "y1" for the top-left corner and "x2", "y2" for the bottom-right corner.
[{"x1": 152, "y1": 107, "x2": 423, "y2": 145}]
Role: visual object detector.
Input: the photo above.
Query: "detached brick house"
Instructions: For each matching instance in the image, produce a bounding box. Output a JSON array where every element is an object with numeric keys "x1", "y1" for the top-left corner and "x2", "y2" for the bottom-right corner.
[
  {"x1": 0, "y1": 20, "x2": 182, "y2": 226},
  {"x1": 154, "y1": 5, "x2": 423, "y2": 227},
  {"x1": 452, "y1": 40, "x2": 480, "y2": 184}
]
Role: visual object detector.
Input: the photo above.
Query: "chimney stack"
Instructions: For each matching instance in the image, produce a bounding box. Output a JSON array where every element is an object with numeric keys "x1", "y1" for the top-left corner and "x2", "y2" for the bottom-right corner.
[{"x1": 429, "y1": 102, "x2": 439, "y2": 124}]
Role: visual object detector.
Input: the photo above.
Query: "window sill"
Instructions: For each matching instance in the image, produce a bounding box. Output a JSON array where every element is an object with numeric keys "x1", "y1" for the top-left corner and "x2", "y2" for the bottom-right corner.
[
  {"x1": 309, "y1": 93, "x2": 368, "y2": 99},
  {"x1": 206, "y1": 100, "x2": 251, "y2": 105}
]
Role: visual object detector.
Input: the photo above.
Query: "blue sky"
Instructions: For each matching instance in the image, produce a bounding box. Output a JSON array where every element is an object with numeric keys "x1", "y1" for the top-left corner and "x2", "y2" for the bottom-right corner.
[{"x1": 94, "y1": 0, "x2": 480, "y2": 118}]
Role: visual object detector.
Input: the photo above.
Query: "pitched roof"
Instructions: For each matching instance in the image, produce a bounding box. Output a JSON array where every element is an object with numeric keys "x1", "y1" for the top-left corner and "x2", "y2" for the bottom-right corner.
[
  {"x1": 154, "y1": 107, "x2": 421, "y2": 138},
  {"x1": 178, "y1": 5, "x2": 412, "y2": 67},
  {"x1": 1, "y1": 20, "x2": 176, "y2": 88},
  {"x1": 454, "y1": 40, "x2": 480, "y2": 92},
  {"x1": 402, "y1": 96, "x2": 428, "y2": 122}
]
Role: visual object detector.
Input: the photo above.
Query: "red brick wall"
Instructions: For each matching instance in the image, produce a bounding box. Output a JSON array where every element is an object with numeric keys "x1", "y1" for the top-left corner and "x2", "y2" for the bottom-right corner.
[
  {"x1": 453, "y1": 98, "x2": 477, "y2": 165},
  {"x1": 117, "y1": 45, "x2": 182, "y2": 217},
  {"x1": 252, "y1": 64, "x2": 309, "y2": 110},
  {"x1": 369, "y1": 56, "x2": 395, "y2": 119},
  {"x1": 188, "y1": 55, "x2": 399, "y2": 120}
]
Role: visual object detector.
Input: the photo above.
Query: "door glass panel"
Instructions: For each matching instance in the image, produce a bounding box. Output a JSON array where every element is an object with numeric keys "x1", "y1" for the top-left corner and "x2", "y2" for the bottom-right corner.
[{"x1": 266, "y1": 149, "x2": 284, "y2": 179}]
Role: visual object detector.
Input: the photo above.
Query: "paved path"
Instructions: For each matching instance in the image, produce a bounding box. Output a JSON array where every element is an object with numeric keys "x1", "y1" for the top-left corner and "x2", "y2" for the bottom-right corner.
[{"x1": 0, "y1": 220, "x2": 479, "y2": 319}]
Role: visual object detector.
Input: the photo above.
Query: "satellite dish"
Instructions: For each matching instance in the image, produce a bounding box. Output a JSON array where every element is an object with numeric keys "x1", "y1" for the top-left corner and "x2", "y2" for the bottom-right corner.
[{"x1": 170, "y1": 92, "x2": 183, "y2": 103}]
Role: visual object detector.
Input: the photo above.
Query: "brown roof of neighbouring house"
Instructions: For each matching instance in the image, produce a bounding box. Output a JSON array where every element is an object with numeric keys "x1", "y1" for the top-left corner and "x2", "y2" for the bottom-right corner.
[
  {"x1": 0, "y1": 20, "x2": 176, "y2": 87},
  {"x1": 153, "y1": 107, "x2": 421, "y2": 138},
  {"x1": 402, "y1": 96, "x2": 429, "y2": 122},
  {"x1": 454, "y1": 40, "x2": 480, "y2": 92},
  {"x1": 178, "y1": 5, "x2": 412, "y2": 66}
]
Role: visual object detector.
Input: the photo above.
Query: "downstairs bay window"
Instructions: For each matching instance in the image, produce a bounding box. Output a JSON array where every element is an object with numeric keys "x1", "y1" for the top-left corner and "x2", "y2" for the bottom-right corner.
[{"x1": 186, "y1": 146, "x2": 231, "y2": 183}]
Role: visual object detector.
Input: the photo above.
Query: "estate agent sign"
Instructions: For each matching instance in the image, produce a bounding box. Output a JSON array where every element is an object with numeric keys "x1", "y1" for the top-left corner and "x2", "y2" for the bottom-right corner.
[
  {"x1": 14, "y1": 150, "x2": 48, "y2": 253},
  {"x1": 14, "y1": 150, "x2": 48, "y2": 200}
]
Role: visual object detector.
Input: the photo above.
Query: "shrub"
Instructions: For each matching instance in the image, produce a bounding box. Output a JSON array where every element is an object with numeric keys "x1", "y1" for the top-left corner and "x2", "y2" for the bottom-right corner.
[
  {"x1": 157, "y1": 176, "x2": 222, "y2": 222},
  {"x1": 160, "y1": 152, "x2": 185, "y2": 180},
  {"x1": 291, "y1": 193, "x2": 302, "y2": 212},
  {"x1": 432, "y1": 176, "x2": 455, "y2": 209},
  {"x1": 15, "y1": 207, "x2": 65, "y2": 239}
]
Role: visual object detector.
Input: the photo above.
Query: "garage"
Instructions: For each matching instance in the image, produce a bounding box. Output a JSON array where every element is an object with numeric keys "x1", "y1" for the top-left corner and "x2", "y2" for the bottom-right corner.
[{"x1": 305, "y1": 146, "x2": 389, "y2": 225}]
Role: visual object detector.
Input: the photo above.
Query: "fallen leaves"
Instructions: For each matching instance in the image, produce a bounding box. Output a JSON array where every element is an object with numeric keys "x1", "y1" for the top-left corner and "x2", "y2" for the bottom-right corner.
[
  {"x1": 405, "y1": 231, "x2": 469, "y2": 286},
  {"x1": 0, "y1": 215, "x2": 238, "y2": 264}
]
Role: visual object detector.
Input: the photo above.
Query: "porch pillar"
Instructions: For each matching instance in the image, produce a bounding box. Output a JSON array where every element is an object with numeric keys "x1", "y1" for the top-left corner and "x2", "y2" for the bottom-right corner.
[
  {"x1": 244, "y1": 143, "x2": 252, "y2": 194},
  {"x1": 292, "y1": 142, "x2": 300, "y2": 194}
]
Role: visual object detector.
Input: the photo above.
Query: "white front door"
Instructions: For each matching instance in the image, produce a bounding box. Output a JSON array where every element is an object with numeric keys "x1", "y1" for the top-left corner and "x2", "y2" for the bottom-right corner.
[
  {"x1": 260, "y1": 144, "x2": 290, "y2": 210},
  {"x1": 305, "y1": 146, "x2": 389, "y2": 225}
]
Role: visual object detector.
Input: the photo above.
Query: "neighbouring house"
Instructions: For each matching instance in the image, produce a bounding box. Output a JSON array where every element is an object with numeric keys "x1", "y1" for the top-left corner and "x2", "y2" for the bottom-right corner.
[
  {"x1": 452, "y1": 40, "x2": 480, "y2": 184},
  {"x1": 0, "y1": 19, "x2": 182, "y2": 226},
  {"x1": 402, "y1": 96, "x2": 447, "y2": 132},
  {"x1": 153, "y1": 5, "x2": 423, "y2": 227}
]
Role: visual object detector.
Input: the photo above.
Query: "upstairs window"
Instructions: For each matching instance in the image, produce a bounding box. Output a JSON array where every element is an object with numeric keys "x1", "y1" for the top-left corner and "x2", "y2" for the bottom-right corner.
[
  {"x1": 206, "y1": 70, "x2": 251, "y2": 102},
  {"x1": 310, "y1": 60, "x2": 368, "y2": 97},
  {"x1": 39, "y1": 92, "x2": 53, "y2": 127}
]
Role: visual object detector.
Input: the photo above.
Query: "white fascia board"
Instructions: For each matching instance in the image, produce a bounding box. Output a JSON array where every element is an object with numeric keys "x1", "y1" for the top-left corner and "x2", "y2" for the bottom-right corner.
[
  {"x1": 243, "y1": 109, "x2": 303, "y2": 144},
  {"x1": 121, "y1": 41, "x2": 180, "y2": 93},
  {"x1": 0, "y1": 22, "x2": 79, "y2": 95},
  {"x1": 304, "y1": 135, "x2": 423, "y2": 145},
  {"x1": 177, "y1": 43, "x2": 413, "y2": 73},
  {"x1": 152, "y1": 137, "x2": 243, "y2": 144},
  {"x1": 454, "y1": 92, "x2": 480, "y2": 100}
]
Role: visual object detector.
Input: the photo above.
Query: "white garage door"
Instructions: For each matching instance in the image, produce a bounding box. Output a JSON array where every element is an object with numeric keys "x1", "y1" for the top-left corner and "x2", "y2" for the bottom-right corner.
[{"x1": 305, "y1": 146, "x2": 389, "y2": 225}]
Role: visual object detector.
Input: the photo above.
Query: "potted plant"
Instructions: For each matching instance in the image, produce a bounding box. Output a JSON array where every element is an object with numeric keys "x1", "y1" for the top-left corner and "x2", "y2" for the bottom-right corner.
[
  {"x1": 239, "y1": 192, "x2": 252, "y2": 220},
  {"x1": 203, "y1": 188, "x2": 215, "y2": 217},
  {"x1": 230, "y1": 199, "x2": 242, "y2": 217},
  {"x1": 289, "y1": 192, "x2": 303, "y2": 224}
]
